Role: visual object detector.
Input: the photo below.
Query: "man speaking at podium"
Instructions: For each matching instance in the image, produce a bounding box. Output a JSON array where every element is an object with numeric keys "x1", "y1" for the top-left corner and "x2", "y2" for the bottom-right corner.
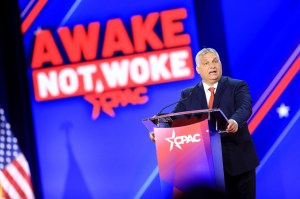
[{"x1": 150, "y1": 48, "x2": 259, "y2": 199}]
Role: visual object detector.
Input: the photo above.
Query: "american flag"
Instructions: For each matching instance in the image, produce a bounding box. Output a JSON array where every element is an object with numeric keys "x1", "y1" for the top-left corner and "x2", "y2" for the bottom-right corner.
[{"x1": 0, "y1": 108, "x2": 35, "y2": 199}]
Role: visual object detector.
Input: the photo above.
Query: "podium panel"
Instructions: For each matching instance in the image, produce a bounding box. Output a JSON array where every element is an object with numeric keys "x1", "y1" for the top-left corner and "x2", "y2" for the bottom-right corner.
[
  {"x1": 143, "y1": 109, "x2": 227, "y2": 198},
  {"x1": 154, "y1": 120, "x2": 224, "y2": 198}
]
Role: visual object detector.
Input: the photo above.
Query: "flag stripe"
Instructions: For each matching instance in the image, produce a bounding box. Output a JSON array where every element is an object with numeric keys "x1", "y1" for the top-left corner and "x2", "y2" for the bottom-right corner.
[
  {"x1": 0, "y1": 172, "x2": 20, "y2": 199},
  {"x1": 8, "y1": 159, "x2": 34, "y2": 199},
  {"x1": 0, "y1": 108, "x2": 35, "y2": 199},
  {"x1": 13, "y1": 155, "x2": 33, "y2": 190},
  {"x1": 16, "y1": 153, "x2": 31, "y2": 174},
  {"x1": 2, "y1": 189, "x2": 12, "y2": 199},
  {"x1": 2, "y1": 168, "x2": 26, "y2": 198}
]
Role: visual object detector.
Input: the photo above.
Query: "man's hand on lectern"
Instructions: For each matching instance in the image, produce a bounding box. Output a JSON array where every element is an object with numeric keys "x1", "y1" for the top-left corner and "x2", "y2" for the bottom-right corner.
[
  {"x1": 149, "y1": 132, "x2": 157, "y2": 142},
  {"x1": 226, "y1": 119, "x2": 238, "y2": 133}
]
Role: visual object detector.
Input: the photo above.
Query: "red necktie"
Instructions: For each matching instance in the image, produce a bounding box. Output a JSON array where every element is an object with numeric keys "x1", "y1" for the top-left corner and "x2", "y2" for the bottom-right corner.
[{"x1": 208, "y1": 87, "x2": 215, "y2": 109}]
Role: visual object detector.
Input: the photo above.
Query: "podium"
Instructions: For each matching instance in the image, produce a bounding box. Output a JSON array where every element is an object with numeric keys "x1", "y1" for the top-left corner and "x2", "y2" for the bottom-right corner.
[{"x1": 142, "y1": 109, "x2": 228, "y2": 198}]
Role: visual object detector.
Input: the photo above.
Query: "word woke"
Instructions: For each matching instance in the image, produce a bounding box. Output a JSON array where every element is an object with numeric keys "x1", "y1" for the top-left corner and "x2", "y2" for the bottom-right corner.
[
  {"x1": 32, "y1": 47, "x2": 193, "y2": 101},
  {"x1": 166, "y1": 130, "x2": 201, "y2": 151}
]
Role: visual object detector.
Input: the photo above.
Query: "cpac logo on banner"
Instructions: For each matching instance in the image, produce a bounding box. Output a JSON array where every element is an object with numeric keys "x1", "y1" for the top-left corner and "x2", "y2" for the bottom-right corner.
[
  {"x1": 29, "y1": 8, "x2": 194, "y2": 118},
  {"x1": 166, "y1": 130, "x2": 201, "y2": 151}
]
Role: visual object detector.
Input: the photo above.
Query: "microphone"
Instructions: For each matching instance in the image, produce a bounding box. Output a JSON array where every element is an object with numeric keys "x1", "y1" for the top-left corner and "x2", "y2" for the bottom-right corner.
[{"x1": 156, "y1": 85, "x2": 197, "y2": 116}]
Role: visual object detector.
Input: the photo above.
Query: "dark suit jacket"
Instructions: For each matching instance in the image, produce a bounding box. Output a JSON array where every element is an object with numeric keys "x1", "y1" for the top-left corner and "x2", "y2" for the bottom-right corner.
[{"x1": 172, "y1": 76, "x2": 259, "y2": 176}]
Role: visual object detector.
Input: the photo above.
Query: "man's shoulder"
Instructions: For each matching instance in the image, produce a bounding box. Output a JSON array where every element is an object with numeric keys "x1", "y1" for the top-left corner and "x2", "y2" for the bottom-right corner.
[
  {"x1": 222, "y1": 76, "x2": 247, "y2": 85},
  {"x1": 181, "y1": 85, "x2": 195, "y2": 93},
  {"x1": 181, "y1": 83, "x2": 200, "y2": 95}
]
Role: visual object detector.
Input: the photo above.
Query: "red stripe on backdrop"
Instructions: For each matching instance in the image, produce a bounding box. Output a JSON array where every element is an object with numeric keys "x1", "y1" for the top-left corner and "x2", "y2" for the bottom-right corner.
[
  {"x1": 249, "y1": 55, "x2": 300, "y2": 134},
  {"x1": 21, "y1": 0, "x2": 48, "y2": 33}
]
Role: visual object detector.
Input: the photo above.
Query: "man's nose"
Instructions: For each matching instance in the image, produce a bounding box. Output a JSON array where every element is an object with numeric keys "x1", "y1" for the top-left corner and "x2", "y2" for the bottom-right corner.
[{"x1": 208, "y1": 63, "x2": 216, "y2": 68}]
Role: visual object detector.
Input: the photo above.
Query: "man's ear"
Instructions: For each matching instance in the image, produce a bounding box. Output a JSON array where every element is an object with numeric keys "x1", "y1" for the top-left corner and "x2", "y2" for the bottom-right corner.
[{"x1": 195, "y1": 65, "x2": 201, "y2": 74}]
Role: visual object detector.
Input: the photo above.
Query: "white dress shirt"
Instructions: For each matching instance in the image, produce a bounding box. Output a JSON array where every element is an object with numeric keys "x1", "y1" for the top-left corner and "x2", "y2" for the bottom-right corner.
[{"x1": 202, "y1": 82, "x2": 218, "y2": 106}]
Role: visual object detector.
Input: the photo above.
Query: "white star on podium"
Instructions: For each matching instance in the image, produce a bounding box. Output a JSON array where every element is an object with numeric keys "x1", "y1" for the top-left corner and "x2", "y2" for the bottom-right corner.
[{"x1": 165, "y1": 130, "x2": 182, "y2": 151}]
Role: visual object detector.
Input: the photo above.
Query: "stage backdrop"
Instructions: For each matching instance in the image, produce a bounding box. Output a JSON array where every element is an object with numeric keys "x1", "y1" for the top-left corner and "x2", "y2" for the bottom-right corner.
[
  {"x1": 18, "y1": 0, "x2": 200, "y2": 198},
  {"x1": 17, "y1": 0, "x2": 300, "y2": 198}
]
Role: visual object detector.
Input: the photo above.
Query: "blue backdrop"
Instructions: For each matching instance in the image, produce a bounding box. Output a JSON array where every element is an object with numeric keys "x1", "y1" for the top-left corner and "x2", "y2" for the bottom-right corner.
[{"x1": 15, "y1": 0, "x2": 300, "y2": 198}]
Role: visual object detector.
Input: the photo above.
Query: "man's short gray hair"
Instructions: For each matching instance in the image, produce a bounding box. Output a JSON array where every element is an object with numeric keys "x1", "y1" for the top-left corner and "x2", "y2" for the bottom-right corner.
[{"x1": 195, "y1": 48, "x2": 220, "y2": 66}]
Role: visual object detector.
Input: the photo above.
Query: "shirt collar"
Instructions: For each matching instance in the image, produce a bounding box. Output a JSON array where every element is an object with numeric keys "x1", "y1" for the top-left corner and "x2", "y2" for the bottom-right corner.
[{"x1": 202, "y1": 82, "x2": 218, "y2": 93}]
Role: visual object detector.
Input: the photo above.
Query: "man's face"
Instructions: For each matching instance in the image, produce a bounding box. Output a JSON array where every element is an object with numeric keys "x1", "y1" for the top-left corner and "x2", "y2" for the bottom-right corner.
[{"x1": 196, "y1": 52, "x2": 222, "y2": 85}]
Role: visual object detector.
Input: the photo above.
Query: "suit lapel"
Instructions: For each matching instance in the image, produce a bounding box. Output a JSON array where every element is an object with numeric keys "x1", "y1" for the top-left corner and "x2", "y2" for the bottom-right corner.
[
  {"x1": 195, "y1": 82, "x2": 208, "y2": 109},
  {"x1": 214, "y1": 76, "x2": 227, "y2": 108}
]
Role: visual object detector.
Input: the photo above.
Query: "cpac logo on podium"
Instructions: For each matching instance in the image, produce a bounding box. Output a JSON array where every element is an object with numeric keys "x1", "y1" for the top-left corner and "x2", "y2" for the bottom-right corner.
[{"x1": 165, "y1": 130, "x2": 201, "y2": 151}]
